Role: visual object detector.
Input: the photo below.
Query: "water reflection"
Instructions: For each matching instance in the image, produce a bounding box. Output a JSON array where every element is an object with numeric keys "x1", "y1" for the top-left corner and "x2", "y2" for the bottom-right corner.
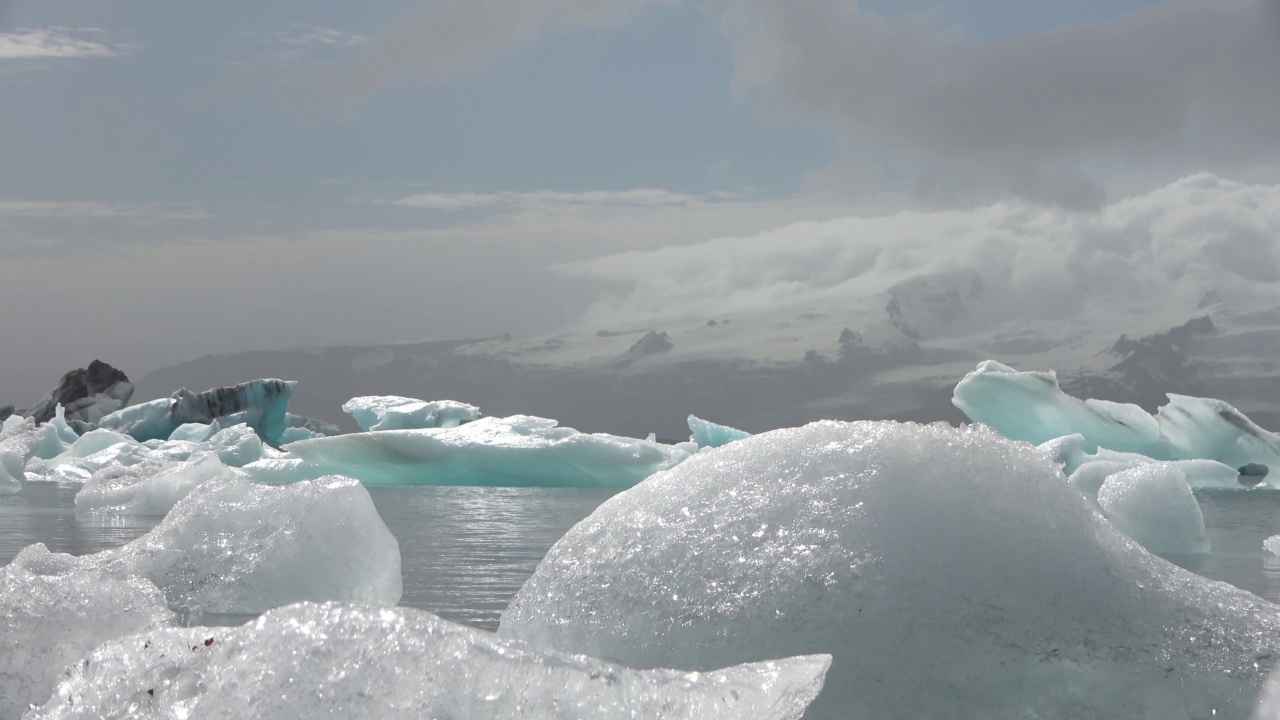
[{"x1": 4, "y1": 483, "x2": 1279, "y2": 632}]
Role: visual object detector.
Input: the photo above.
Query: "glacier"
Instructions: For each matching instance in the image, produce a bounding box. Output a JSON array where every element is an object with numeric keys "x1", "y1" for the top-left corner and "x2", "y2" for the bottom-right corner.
[
  {"x1": 343, "y1": 395, "x2": 480, "y2": 431},
  {"x1": 245, "y1": 414, "x2": 696, "y2": 488},
  {"x1": 29, "y1": 602, "x2": 830, "y2": 720},
  {"x1": 500, "y1": 420, "x2": 1280, "y2": 719},
  {"x1": 955, "y1": 360, "x2": 1280, "y2": 486}
]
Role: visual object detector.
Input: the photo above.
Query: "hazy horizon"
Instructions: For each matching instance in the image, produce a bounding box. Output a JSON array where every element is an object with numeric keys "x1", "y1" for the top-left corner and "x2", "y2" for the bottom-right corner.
[{"x1": 4, "y1": 0, "x2": 1280, "y2": 405}]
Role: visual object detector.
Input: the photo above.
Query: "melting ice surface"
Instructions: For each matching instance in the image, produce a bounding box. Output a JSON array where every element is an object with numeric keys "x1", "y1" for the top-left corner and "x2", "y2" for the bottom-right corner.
[
  {"x1": 501, "y1": 421, "x2": 1280, "y2": 719},
  {"x1": 342, "y1": 395, "x2": 480, "y2": 431},
  {"x1": 246, "y1": 415, "x2": 697, "y2": 488},
  {"x1": 29, "y1": 602, "x2": 830, "y2": 720},
  {"x1": 0, "y1": 471, "x2": 402, "y2": 715}
]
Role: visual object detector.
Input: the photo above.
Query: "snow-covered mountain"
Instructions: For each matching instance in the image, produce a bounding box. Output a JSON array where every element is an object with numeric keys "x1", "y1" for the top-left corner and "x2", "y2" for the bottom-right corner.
[{"x1": 133, "y1": 268, "x2": 1280, "y2": 439}]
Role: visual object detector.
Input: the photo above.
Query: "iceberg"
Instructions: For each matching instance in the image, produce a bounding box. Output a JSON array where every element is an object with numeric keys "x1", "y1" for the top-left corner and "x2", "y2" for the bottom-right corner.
[
  {"x1": 500, "y1": 421, "x2": 1280, "y2": 719},
  {"x1": 96, "y1": 379, "x2": 296, "y2": 444},
  {"x1": 1097, "y1": 464, "x2": 1210, "y2": 555},
  {"x1": 27, "y1": 359, "x2": 133, "y2": 426},
  {"x1": 1265, "y1": 536, "x2": 1280, "y2": 557},
  {"x1": 247, "y1": 415, "x2": 696, "y2": 488},
  {"x1": 687, "y1": 414, "x2": 750, "y2": 448},
  {"x1": 30, "y1": 602, "x2": 830, "y2": 720},
  {"x1": 343, "y1": 395, "x2": 480, "y2": 431},
  {"x1": 954, "y1": 360, "x2": 1280, "y2": 483},
  {"x1": 0, "y1": 552, "x2": 172, "y2": 718},
  {"x1": 12, "y1": 472, "x2": 401, "y2": 614},
  {"x1": 73, "y1": 454, "x2": 228, "y2": 515}
]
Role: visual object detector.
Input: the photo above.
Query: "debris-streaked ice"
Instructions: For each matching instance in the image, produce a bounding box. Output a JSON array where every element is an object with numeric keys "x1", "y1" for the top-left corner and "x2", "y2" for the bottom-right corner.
[
  {"x1": 247, "y1": 415, "x2": 695, "y2": 488},
  {"x1": 0, "y1": 551, "x2": 172, "y2": 718},
  {"x1": 343, "y1": 395, "x2": 480, "y2": 431},
  {"x1": 687, "y1": 414, "x2": 750, "y2": 448},
  {"x1": 97, "y1": 379, "x2": 296, "y2": 443},
  {"x1": 500, "y1": 421, "x2": 1280, "y2": 719},
  {"x1": 29, "y1": 602, "x2": 830, "y2": 720}
]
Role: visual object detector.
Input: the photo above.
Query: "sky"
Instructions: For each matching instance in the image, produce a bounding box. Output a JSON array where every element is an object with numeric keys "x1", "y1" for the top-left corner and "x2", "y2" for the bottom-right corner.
[{"x1": 2, "y1": 0, "x2": 1280, "y2": 404}]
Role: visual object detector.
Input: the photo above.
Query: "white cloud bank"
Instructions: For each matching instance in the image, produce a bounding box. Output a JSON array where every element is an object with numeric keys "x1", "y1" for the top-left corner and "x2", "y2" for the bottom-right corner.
[
  {"x1": 0, "y1": 28, "x2": 131, "y2": 61},
  {"x1": 560, "y1": 173, "x2": 1280, "y2": 328}
]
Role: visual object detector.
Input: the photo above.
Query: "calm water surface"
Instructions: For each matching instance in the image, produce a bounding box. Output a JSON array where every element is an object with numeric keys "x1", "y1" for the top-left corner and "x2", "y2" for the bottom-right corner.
[
  {"x1": 2, "y1": 484, "x2": 1279, "y2": 631},
  {"x1": 0, "y1": 483, "x2": 615, "y2": 631}
]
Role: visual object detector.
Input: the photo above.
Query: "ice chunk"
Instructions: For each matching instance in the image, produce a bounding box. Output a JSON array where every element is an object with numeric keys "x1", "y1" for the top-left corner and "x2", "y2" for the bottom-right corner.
[
  {"x1": 96, "y1": 379, "x2": 295, "y2": 443},
  {"x1": 74, "y1": 454, "x2": 227, "y2": 515},
  {"x1": 30, "y1": 603, "x2": 829, "y2": 720},
  {"x1": 956, "y1": 361, "x2": 1280, "y2": 482},
  {"x1": 954, "y1": 360, "x2": 1166, "y2": 455},
  {"x1": 0, "y1": 448, "x2": 22, "y2": 494},
  {"x1": 1265, "y1": 536, "x2": 1280, "y2": 557},
  {"x1": 342, "y1": 395, "x2": 480, "y2": 432},
  {"x1": 0, "y1": 548, "x2": 172, "y2": 719},
  {"x1": 687, "y1": 414, "x2": 750, "y2": 448},
  {"x1": 19, "y1": 472, "x2": 401, "y2": 614},
  {"x1": 1097, "y1": 465, "x2": 1210, "y2": 555},
  {"x1": 247, "y1": 415, "x2": 694, "y2": 488},
  {"x1": 500, "y1": 421, "x2": 1280, "y2": 719}
]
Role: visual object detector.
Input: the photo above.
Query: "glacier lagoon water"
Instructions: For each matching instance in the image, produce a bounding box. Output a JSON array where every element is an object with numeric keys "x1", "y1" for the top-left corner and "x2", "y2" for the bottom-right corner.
[{"x1": 0, "y1": 483, "x2": 615, "y2": 630}]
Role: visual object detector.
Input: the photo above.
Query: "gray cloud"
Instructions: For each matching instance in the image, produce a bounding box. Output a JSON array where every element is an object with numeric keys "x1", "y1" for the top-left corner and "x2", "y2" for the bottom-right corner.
[{"x1": 723, "y1": 0, "x2": 1280, "y2": 207}]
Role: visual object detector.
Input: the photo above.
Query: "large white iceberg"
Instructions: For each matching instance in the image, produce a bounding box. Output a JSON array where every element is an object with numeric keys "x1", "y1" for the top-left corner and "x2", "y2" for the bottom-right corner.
[
  {"x1": 11, "y1": 472, "x2": 402, "y2": 614},
  {"x1": 30, "y1": 602, "x2": 830, "y2": 720},
  {"x1": 955, "y1": 360, "x2": 1280, "y2": 484},
  {"x1": 343, "y1": 395, "x2": 480, "y2": 431},
  {"x1": 247, "y1": 415, "x2": 695, "y2": 488},
  {"x1": 0, "y1": 553, "x2": 172, "y2": 719},
  {"x1": 500, "y1": 421, "x2": 1280, "y2": 719}
]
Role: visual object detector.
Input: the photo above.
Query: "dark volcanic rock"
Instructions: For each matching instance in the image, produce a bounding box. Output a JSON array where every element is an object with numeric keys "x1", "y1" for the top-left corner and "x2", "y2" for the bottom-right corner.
[
  {"x1": 29, "y1": 360, "x2": 133, "y2": 424},
  {"x1": 612, "y1": 331, "x2": 674, "y2": 367},
  {"x1": 0, "y1": 405, "x2": 13, "y2": 422}
]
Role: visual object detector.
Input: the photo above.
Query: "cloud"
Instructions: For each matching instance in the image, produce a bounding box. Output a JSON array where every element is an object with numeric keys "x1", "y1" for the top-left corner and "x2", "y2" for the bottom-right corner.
[
  {"x1": 0, "y1": 200, "x2": 208, "y2": 220},
  {"x1": 384, "y1": 188, "x2": 708, "y2": 211},
  {"x1": 558, "y1": 173, "x2": 1280, "y2": 328},
  {"x1": 242, "y1": 24, "x2": 368, "y2": 50},
  {"x1": 0, "y1": 28, "x2": 132, "y2": 61},
  {"x1": 722, "y1": 0, "x2": 1280, "y2": 207}
]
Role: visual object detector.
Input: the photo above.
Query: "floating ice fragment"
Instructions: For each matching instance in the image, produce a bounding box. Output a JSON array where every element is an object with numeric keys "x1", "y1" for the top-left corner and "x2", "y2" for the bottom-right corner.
[
  {"x1": 246, "y1": 415, "x2": 694, "y2": 488},
  {"x1": 97, "y1": 379, "x2": 295, "y2": 443},
  {"x1": 687, "y1": 414, "x2": 750, "y2": 448},
  {"x1": 342, "y1": 395, "x2": 480, "y2": 432},
  {"x1": 12, "y1": 472, "x2": 401, "y2": 614},
  {"x1": 1265, "y1": 536, "x2": 1280, "y2": 557},
  {"x1": 501, "y1": 420, "x2": 1280, "y2": 719},
  {"x1": 955, "y1": 361, "x2": 1280, "y2": 484},
  {"x1": 1097, "y1": 464, "x2": 1209, "y2": 555},
  {"x1": 29, "y1": 603, "x2": 830, "y2": 720}
]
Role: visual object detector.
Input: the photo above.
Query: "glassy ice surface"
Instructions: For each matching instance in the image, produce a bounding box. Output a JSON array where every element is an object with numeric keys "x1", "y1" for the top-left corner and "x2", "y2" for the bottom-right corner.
[{"x1": 0, "y1": 483, "x2": 616, "y2": 630}]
